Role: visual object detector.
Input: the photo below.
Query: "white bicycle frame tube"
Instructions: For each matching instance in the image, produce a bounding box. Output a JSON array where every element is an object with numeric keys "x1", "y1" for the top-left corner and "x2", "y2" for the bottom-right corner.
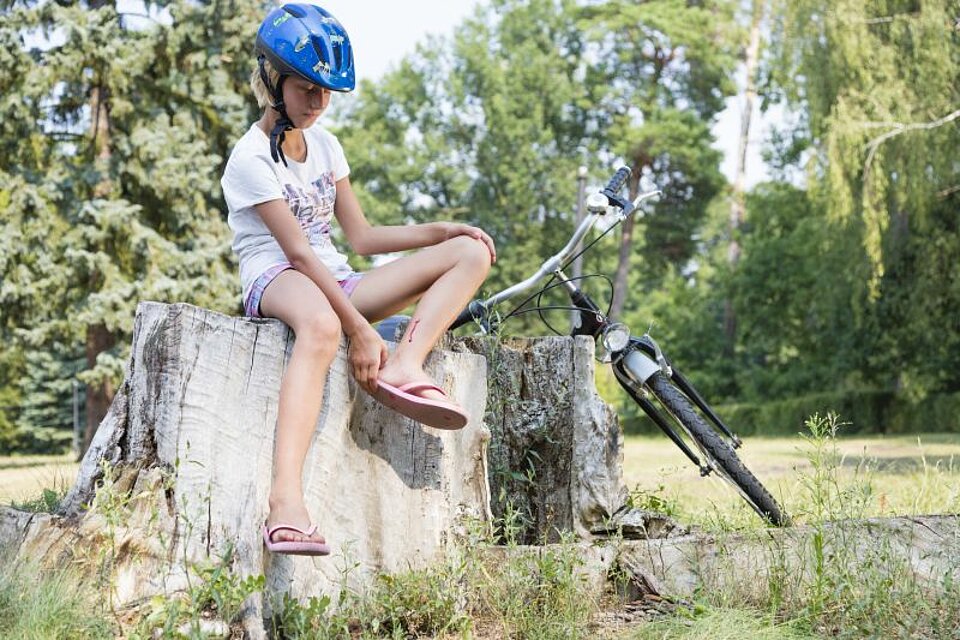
[{"x1": 483, "y1": 188, "x2": 662, "y2": 309}]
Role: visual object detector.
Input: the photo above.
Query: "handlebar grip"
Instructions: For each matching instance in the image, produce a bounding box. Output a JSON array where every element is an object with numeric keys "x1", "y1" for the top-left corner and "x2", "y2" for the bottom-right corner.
[{"x1": 602, "y1": 166, "x2": 631, "y2": 196}]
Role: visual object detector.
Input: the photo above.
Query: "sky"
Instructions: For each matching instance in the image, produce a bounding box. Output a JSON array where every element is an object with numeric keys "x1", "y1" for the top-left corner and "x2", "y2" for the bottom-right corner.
[
  {"x1": 317, "y1": 0, "x2": 770, "y2": 187},
  {"x1": 89, "y1": 0, "x2": 771, "y2": 187},
  {"x1": 318, "y1": 0, "x2": 483, "y2": 83}
]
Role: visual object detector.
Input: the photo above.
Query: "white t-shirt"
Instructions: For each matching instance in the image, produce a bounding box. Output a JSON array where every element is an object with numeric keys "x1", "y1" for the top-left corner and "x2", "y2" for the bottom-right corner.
[{"x1": 221, "y1": 123, "x2": 354, "y2": 304}]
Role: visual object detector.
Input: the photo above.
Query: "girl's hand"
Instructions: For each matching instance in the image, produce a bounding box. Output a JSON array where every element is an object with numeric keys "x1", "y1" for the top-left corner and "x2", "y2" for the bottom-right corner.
[
  {"x1": 438, "y1": 222, "x2": 497, "y2": 264},
  {"x1": 346, "y1": 322, "x2": 388, "y2": 394}
]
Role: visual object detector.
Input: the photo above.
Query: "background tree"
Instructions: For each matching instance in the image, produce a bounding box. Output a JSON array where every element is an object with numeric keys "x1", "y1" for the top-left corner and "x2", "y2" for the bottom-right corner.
[
  {"x1": 339, "y1": 0, "x2": 601, "y2": 312},
  {"x1": 724, "y1": 0, "x2": 765, "y2": 348},
  {"x1": 765, "y1": 0, "x2": 960, "y2": 399},
  {"x1": 0, "y1": 0, "x2": 266, "y2": 454},
  {"x1": 582, "y1": 0, "x2": 737, "y2": 320},
  {"x1": 339, "y1": 0, "x2": 737, "y2": 336}
]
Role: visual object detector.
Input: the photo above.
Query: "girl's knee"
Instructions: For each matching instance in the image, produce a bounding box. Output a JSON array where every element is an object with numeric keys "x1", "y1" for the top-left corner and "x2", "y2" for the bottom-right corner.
[
  {"x1": 293, "y1": 311, "x2": 342, "y2": 354},
  {"x1": 447, "y1": 236, "x2": 492, "y2": 273}
]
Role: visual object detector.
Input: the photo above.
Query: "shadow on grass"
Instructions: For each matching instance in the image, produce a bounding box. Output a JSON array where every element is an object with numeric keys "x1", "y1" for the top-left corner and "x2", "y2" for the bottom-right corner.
[{"x1": 837, "y1": 454, "x2": 957, "y2": 473}]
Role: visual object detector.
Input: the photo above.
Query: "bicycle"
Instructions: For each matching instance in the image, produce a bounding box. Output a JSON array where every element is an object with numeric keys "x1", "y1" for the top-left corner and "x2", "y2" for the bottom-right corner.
[{"x1": 447, "y1": 166, "x2": 789, "y2": 527}]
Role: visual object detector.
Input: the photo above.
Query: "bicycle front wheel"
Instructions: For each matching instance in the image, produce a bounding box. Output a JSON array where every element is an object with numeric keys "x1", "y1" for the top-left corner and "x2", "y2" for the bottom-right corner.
[{"x1": 645, "y1": 372, "x2": 789, "y2": 526}]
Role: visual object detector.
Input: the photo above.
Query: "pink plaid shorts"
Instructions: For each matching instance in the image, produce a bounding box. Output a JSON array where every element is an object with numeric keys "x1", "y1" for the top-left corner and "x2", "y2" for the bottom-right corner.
[{"x1": 244, "y1": 264, "x2": 363, "y2": 318}]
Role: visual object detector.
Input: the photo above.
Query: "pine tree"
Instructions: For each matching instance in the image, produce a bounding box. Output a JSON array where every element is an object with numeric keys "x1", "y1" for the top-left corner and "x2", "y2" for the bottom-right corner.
[{"x1": 0, "y1": 0, "x2": 267, "y2": 453}]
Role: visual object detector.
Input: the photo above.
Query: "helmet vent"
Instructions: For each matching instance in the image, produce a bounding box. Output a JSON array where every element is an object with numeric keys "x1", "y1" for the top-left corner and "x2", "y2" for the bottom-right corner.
[
  {"x1": 283, "y1": 4, "x2": 306, "y2": 18},
  {"x1": 331, "y1": 38, "x2": 343, "y2": 69}
]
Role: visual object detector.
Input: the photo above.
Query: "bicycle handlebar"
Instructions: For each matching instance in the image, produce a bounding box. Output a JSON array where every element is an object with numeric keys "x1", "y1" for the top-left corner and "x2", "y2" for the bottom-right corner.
[
  {"x1": 602, "y1": 166, "x2": 631, "y2": 197},
  {"x1": 450, "y1": 167, "x2": 662, "y2": 332}
]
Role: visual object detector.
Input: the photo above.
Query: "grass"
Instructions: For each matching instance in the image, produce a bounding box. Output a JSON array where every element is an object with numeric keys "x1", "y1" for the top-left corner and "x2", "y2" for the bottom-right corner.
[
  {"x1": 3, "y1": 425, "x2": 959, "y2": 638},
  {"x1": 622, "y1": 430, "x2": 960, "y2": 530},
  {"x1": 0, "y1": 453, "x2": 78, "y2": 507},
  {"x1": 0, "y1": 556, "x2": 114, "y2": 640},
  {"x1": 627, "y1": 607, "x2": 816, "y2": 640}
]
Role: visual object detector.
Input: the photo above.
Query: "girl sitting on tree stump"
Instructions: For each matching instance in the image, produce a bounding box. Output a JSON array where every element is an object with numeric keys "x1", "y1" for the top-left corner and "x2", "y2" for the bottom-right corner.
[{"x1": 221, "y1": 3, "x2": 495, "y2": 556}]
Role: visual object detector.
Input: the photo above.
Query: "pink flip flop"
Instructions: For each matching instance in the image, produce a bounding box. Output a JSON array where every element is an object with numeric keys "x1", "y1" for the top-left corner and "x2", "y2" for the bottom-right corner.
[
  {"x1": 372, "y1": 380, "x2": 469, "y2": 430},
  {"x1": 262, "y1": 523, "x2": 331, "y2": 556}
]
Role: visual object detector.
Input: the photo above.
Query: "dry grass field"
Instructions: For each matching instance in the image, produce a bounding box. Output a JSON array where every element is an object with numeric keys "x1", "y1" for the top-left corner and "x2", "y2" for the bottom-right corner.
[{"x1": 622, "y1": 431, "x2": 960, "y2": 527}]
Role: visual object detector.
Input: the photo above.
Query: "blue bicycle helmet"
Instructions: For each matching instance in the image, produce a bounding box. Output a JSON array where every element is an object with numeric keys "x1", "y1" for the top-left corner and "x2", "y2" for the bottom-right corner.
[{"x1": 255, "y1": 3, "x2": 355, "y2": 165}]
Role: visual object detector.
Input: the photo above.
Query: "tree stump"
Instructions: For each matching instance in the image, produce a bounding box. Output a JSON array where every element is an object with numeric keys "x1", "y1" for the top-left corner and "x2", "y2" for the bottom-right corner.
[
  {"x1": 454, "y1": 336, "x2": 669, "y2": 543},
  {"x1": 0, "y1": 302, "x2": 664, "y2": 635}
]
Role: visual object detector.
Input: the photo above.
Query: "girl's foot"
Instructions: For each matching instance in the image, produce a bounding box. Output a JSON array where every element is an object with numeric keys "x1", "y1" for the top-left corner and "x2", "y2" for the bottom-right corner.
[
  {"x1": 377, "y1": 361, "x2": 448, "y2": 403},
  {"x1": 266, "y1": 497, "x2": 327, "y2": 544}
]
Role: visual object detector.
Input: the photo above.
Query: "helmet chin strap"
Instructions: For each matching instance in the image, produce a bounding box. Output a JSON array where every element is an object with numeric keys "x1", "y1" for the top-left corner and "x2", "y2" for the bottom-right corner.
[{"x1": 259, "y1": 55, "x2": 293, "y2": 166}]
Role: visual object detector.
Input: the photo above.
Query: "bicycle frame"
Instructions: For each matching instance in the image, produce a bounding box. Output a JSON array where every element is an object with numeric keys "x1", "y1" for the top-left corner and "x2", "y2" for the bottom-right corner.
[
  {"x1": 452, "y1": 185, "x2": 663, "y2": 330},
  {"x1": 451, "y1": 169, "x2": 743, "y2": 469}
]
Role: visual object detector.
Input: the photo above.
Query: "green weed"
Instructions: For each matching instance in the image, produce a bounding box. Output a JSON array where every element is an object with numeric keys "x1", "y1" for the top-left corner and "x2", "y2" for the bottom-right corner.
[
  {"x1": 626, "y1": 482, "x2": 679, "y2": 518},
  {"x1": 130, "y1": 546, "x2": 264, "y2": 639},
  {"x1": 10, "y1": 485, "x2": 67, "y2": 513},
  {"x1": 0, "y1": 556, "x2": 114, "y2": 640},
  {"x1": 460, "y1": 503, "x2": 597, "y2": 640},
  {"x1": 627, "y1": 606, "x2": 814, "y2": 640},
  {"x1": 268, "y1": 510, "x2": 597, "y2": 639},
  {"x1": 268, "y1": 553, "x2": 471, "y2": 639}
]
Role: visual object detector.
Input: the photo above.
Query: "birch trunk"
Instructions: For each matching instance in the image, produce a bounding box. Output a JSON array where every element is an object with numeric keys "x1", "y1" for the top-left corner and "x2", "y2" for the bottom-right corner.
[{"x1": 724, "y1": 0, "x2": 765, "y2": 346}]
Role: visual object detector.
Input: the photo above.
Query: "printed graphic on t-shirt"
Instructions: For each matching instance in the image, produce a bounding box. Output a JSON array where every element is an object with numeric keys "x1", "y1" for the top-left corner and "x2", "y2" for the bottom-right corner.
[{"x1": 282, "y1": 171, "x2": 337, "y2": 244}]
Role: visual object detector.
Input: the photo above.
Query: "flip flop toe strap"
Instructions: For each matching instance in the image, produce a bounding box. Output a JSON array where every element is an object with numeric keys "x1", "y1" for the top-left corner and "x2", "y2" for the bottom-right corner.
[
  {"x1": 266, "y1": 523, "x2": 317, "y2": 542},
  {"x1": 397, "y1": 382, "x2": 448, "y2": 397}
]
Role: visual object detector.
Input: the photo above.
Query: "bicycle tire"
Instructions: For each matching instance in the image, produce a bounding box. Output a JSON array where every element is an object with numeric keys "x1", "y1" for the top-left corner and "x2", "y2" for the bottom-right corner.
[{"x1": 645, "y1": 372, "x2": 789, "y2": 527}]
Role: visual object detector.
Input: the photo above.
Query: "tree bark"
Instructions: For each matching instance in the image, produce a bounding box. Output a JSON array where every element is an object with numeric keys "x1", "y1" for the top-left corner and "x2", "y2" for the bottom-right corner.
[
  {"x1": 81, "y1": 13, "x2": 118, "y2": 454},
  {"x1": 609, "y1": 168, "x2": 642, "y2": 321},
  {"x1": 1, "y1": 302, "x2": 659, "y2": 635},
  {"x1": 724, "y1": 0, "x2": 764, "y2": 348}
]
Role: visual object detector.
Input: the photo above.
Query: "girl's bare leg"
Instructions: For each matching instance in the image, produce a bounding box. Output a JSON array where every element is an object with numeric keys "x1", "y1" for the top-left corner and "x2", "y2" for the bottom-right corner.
[
  {"x1": 349, "y1": 236, "x2": 492, "y2": 400},
  {"x1": 258, "y1": 270, "x2": 341, "y2": 543}
]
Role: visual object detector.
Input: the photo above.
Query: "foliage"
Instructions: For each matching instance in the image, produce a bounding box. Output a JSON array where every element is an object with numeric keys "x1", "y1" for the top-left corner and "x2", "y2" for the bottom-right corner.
[
  {"x1": 338, "y1": 0, "x2": 736, "y2": 331},
  {"x1": 581, "y1": 0, "x2": 734, "y2": 275},
  {"x1": 769, "y1": 0, "x2": 958, "y2": 287},
  {"x1": 618, "y1": 384, "x2": 960, "y2": 436},
  {"x1": 0, "y1": 556, "x2": 115, "y2": 639},
  {"x1": 339, "y1": 0, "x2": 603, "y2": 303},
  {"x1": 0, "y1": 0, "x2": 262, "y2": 451},
  {"x1": 762, "y1": 0, "x2": 960, "y2": 398}
]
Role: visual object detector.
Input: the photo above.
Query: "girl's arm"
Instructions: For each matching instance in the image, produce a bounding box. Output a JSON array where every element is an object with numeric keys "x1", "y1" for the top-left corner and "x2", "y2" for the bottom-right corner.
[
  {"x1": 335, "y1": 177, "x2": 496, "y2": 262},
  {"x1": 255, "y1": 198, "x2": 388, "y2": 392}
]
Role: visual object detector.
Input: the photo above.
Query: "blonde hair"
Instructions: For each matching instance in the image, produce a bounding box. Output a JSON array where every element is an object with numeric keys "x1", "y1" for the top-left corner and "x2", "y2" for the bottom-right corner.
[{"x1": 250, "y1": 59, "x2": 281, "y2": 110}]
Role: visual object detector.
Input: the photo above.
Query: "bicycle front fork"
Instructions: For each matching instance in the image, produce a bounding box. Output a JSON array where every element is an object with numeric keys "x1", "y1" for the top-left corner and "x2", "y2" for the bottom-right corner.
[{"x1": 612, "y1": 341, "x2": 743, "y2": 471}]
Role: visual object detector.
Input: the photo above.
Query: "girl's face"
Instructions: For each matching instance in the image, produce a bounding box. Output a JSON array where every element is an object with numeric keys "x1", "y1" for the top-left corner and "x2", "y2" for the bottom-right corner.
[{"x1": 283, "y1": 78, "x2": 332, "y2": 128}]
